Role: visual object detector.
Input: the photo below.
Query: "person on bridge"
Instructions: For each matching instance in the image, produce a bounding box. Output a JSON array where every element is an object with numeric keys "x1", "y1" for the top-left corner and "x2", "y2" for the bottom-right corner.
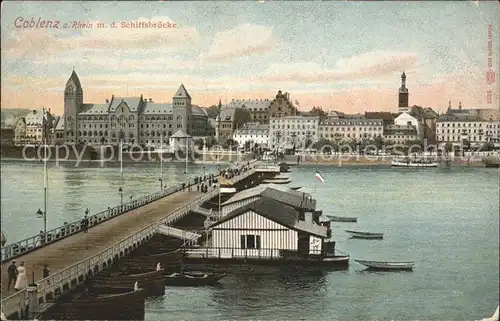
[
  {"x1": 14, "y1": 261, "x2": 27, "y2": 292},
  {"x1": 7, "y1": 260, "x2": 18, "y2": 291},
  {"x1": 43, "y1": 264, "x2": 50, "y2": 284}
]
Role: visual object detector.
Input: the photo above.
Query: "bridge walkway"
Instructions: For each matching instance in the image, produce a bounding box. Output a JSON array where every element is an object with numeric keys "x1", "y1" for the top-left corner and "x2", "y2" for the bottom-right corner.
[{"x1": 0, "y1": 190, "x2": 203, "y2": 298}]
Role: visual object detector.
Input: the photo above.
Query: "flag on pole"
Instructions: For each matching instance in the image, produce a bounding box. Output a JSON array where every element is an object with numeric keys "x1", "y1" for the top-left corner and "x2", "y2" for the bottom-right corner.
[{"x1": 315, "y1": 171, "x2": 324, "y2": 183}]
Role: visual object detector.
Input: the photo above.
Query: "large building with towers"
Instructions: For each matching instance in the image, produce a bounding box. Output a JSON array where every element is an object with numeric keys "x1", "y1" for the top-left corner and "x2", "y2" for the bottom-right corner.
[{"x1": 63, "y1": 70, "x2": 208, "y2": 146}]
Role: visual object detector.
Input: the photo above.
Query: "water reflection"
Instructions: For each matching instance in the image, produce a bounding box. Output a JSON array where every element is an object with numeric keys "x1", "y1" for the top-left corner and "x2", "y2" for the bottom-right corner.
[{"x1": 211, "y1": 269, "x2": 328, "y2": 319}]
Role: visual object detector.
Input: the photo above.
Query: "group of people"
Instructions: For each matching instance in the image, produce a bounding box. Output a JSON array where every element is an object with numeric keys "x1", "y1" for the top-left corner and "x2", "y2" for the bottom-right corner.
[
  {"x1": 7, "y1": 260, "x2": 26, "y2": 292},
  {"x1": 6, "y1": 261, "x2": 51, "y2": 292}
]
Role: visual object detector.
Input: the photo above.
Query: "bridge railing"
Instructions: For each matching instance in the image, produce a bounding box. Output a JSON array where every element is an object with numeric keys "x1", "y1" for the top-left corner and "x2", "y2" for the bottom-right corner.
[
  {"x1": 0, "y1": 172, "x2": 219, "y2": 263},
  {"x1": 0, "y1": 190, "x2": 218, "y2": 319}
]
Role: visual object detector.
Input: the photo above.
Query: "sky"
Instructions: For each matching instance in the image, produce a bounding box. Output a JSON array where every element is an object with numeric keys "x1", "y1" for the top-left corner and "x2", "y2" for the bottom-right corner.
[{"x1": 1, "y1": 1, "x2": 499, "y2": 116}]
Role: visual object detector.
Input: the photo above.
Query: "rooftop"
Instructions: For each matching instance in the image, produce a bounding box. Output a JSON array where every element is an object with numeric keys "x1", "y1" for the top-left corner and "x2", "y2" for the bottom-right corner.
[
  {"x1": 215, "y1": 196, "x2": 326, "y2": 238},
  {"x1": 223, "y1": 185, "x2": 316, "y2": 211}
]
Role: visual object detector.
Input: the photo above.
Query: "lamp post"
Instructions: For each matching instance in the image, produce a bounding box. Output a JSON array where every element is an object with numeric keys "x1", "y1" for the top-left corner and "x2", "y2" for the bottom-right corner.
[
  {"x1": 36, "y1": 208, "x2": 46, "y2": 241},
  {"x1": 118, "y1": 187, "x2": 123, "y2": 205}
]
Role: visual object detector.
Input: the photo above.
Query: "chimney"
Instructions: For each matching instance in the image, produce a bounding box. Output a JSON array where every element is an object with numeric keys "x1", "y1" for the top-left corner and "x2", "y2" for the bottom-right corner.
[
  {"x1": 106, "y1": 99, "x2": 109, "y2": 103},
  {"x1": 149, "y1": 98, "x2": 152, "y2": 102},
  {"x1": 458, "y1": 102, "x2": 462, "y2": 110}
]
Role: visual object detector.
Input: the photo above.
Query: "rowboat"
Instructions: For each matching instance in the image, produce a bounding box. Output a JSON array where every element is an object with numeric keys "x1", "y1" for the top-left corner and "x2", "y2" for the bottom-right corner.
[
  {"x1": 345, "y1": 230, "x2": 383, "y2": 239},
  {"x1": 91, "y1": 269, "x2": 165, "y2": 296},
  {"x1": 164, "y1": 271, "x2": 227, "y2": 286},
  {"x1": 355, "y1": 259, "x2": 415, "y2": 270},
  {"x1": 290, "y1": 186, "x2": 301, "y2": 191},
  {"x1": 326, "y1": 215, "x2": 357, "y2": 223}
]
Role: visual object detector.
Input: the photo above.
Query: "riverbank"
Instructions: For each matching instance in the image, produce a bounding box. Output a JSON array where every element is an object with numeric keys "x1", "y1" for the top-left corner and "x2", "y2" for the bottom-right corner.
[
  {"x1": 285, "y1": 155, "x2": 488, "y2": 167},
  {"x1": 0, "y1": 144, "x2": 252, "y2": 163}
]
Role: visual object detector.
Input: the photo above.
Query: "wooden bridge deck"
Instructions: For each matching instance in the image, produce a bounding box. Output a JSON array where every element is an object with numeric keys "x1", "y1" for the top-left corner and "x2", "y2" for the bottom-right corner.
[{"x1": 0, "y1": 190, "x2": 203, "y2": 298}]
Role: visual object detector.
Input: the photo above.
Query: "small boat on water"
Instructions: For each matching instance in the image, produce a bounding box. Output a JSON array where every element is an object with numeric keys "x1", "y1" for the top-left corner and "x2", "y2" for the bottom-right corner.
[
  {"x1": 290, "y1": 186, "x2": 301, "y2": 191},
  {"x1": 355, "y1": 259, "x2": 415, "y2": 270},
  {"x1": 482, "y1": 155, "x2": 500, "y2": 168},
  {"x1": 345, "y1": 230, "x2": 383, "y2": 239},
  {"x1": 391, "y1": 157, "x2": 438, "y2": 168},
  {"x1": 164, "y1": 271, "x2": 227, "y2": 286},
  {"x1": 479, "y1": 305, "x2": 499, "y2": 321},
  {"x1": 262, "y1": 175, "x2": 291, "y2": 184},
  {"x1": 91, "y1": 268, "x2": 165, "y2": 296},
  {"x1": 326, "y1": 215, "x2": 357, "y2": 223}
]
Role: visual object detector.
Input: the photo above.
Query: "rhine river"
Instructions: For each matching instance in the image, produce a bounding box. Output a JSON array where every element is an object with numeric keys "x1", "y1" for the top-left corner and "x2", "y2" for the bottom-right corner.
[{"x1": 1, "y1": 160, "x2": 498, "y2": 320}]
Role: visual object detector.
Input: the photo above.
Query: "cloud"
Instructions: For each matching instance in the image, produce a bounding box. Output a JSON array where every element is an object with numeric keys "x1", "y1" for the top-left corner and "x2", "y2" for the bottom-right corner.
[
  {"x1": 202, "y1": 23, "x2": 279, "y2": 62},
  {"x1": 1, "y1": 16, "x2": 200, "y2": 60},
  {"x1": 260, "y1": 50, "x2": 419, "y2": 83}
]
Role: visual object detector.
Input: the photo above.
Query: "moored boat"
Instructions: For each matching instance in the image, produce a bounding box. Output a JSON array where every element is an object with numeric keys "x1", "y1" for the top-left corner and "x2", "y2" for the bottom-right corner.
[
  {"x1": 355, "y1": 259, "x2": 415, "y2": 270},
  {"x1": 263, "y1": 178, "x2": 291, "y2": 184},
  {"x1": 326, "y1": 215, "x2": 357, "y2": 222},
  {"x1": 290, "y1": 186, "x2": 301, "y2": 191},
  {"x1": 482, "y1": 155, "x2": 500, "y2": 168},
  {"x1": 43, "y1": 286, "x2": 145, "y2": 320},
  {"x1": 345, "y1": 230, "x2": 383, "y2": 239},
  {"x1": 391, "y1": 157, "x2": 438, "y2": 167},
  {"x1": 91, "y1": 268, "x2": 165, "y2": 296},
  {"x1": 164, "y1": 271, "x2": 227, "y2": 286}
]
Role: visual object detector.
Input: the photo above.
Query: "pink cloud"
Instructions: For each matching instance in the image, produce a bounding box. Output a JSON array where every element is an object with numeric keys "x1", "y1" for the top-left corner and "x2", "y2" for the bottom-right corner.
[
  {"x1": 261, "y1": 51, "x2": 419, "y2": 83},
  {"x1": 202, "y1": 23, "x2": 279, "y2": 62}
]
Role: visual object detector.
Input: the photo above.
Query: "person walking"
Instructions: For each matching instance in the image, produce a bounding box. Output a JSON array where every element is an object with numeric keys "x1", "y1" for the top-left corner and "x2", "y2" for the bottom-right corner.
[
  {"x1": 14, "y1": 261, "x2": 27, "y2": 291},
  {"x1": 7, "y1": 260, "x2": 18, "y2": 291},
  {"x1": 43, "y1": 264, "x2": 50, "y2": 285}
]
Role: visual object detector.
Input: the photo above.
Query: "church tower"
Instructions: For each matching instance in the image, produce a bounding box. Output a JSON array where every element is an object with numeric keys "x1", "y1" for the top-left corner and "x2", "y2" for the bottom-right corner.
[
  {"x1": 398, "y1": 71, "x2": 409, "y2": 113},
  {"x1": 172, "y1": 84, "x2": 192, "y2": 134},
  {"x1": 64, "y1": 70, "x2": 83, "y2": 144}
]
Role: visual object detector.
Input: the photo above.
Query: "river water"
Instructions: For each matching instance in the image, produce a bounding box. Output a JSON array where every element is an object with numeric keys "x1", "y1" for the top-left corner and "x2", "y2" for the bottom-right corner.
[{"x1": 1, "y1": 161, "x2": 499, "y2": 320}]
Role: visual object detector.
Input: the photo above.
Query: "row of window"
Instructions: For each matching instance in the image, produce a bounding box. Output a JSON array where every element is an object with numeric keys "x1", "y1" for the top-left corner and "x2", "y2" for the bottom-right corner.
[
  {"x1": 320, "y1": 126, "x2": 383, "y2": 132},
  {"x1": 271, "y1": 118, "x2": 317, "y2": 123},
  {"x1": 439, "y1": 129, "x2": 488, "y2": 134},
  {"x1": 436, "y1": 122, "x2": 498, "y2": 128},
  {"x1": 271, "y1": 125, "x2": 317, "y2": 130},
  {"x1": 319, "y1": 133, "x2": 383, "y2": 139},
  {"x1": 437, "y1": 136, "x2": 486, "y2": 141}
]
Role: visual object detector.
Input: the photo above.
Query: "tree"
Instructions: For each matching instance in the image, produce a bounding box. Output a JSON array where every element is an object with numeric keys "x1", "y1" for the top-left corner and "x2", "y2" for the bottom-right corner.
[
  {"x1": 194, "y1": 138, "x2": 204, "y2": 150},
  {"x1": 244, "y1": 140, "x2": 252, "y2": 151},
  {"x1": 444, "y1": 142, "x2": 453, "y2": 153},
  {"x1": 308, "y1": 106, "x2": 327, "y2": 119},
  {"x1": 205, "y1": 136, "x2": 217, "y2": 149},
  {"x1": 223, "y1": 138, "x2": 238, "y2": 150},
  {"x1": 480, "y1": 141, "x2": 495, "y2": 152},
  {"x1": 312, "y1": 139, "x2": 331, "y2": 150}
]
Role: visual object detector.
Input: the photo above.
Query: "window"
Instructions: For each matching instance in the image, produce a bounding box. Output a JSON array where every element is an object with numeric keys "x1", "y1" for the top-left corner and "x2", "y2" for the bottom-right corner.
[{"x1": 240, "y1": 235, "x2": 261, "y2": 249}]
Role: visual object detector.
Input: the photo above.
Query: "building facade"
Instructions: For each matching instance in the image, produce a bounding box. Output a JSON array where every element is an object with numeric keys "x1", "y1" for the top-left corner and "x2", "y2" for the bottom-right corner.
[
  {"x1": 211, "y1": 196, "x2": 328, "y2": 258},
  {"x1": 383, "y1": 124, "x2": 418, "y2": 144},
  {"x1": 233, "y1": 122, "x2": 269, "y2": 148},
  {"x1": 215, "y1": 107, "x2": 251, "y2": 142},
  {"x1": 227, "y1": 90, "x2": 298, "y2": 125},
  {"x1": 318, "y1": 118, "x2": 384, "y2": 142},
  {"x1": 62, "y1": 71, "x2": 208, "y2": 146},
  {"x1": 436, "y1": 114, "x2": 500, "y2": 146},
  {"x1": 14, "y1": 109, "x2": 54, "y2": 145},
  {"x1": 394, "y1": 112, "x2": 423, "y2": 139},
  {"x1": 269, "y1": 115, "x2": 320, "y2": 149}
]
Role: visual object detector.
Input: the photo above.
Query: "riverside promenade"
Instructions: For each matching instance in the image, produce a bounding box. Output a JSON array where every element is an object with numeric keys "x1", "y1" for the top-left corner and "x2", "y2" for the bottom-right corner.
[{"x1": 0, "y1": 160, "x2": 265, "y2": 319}]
